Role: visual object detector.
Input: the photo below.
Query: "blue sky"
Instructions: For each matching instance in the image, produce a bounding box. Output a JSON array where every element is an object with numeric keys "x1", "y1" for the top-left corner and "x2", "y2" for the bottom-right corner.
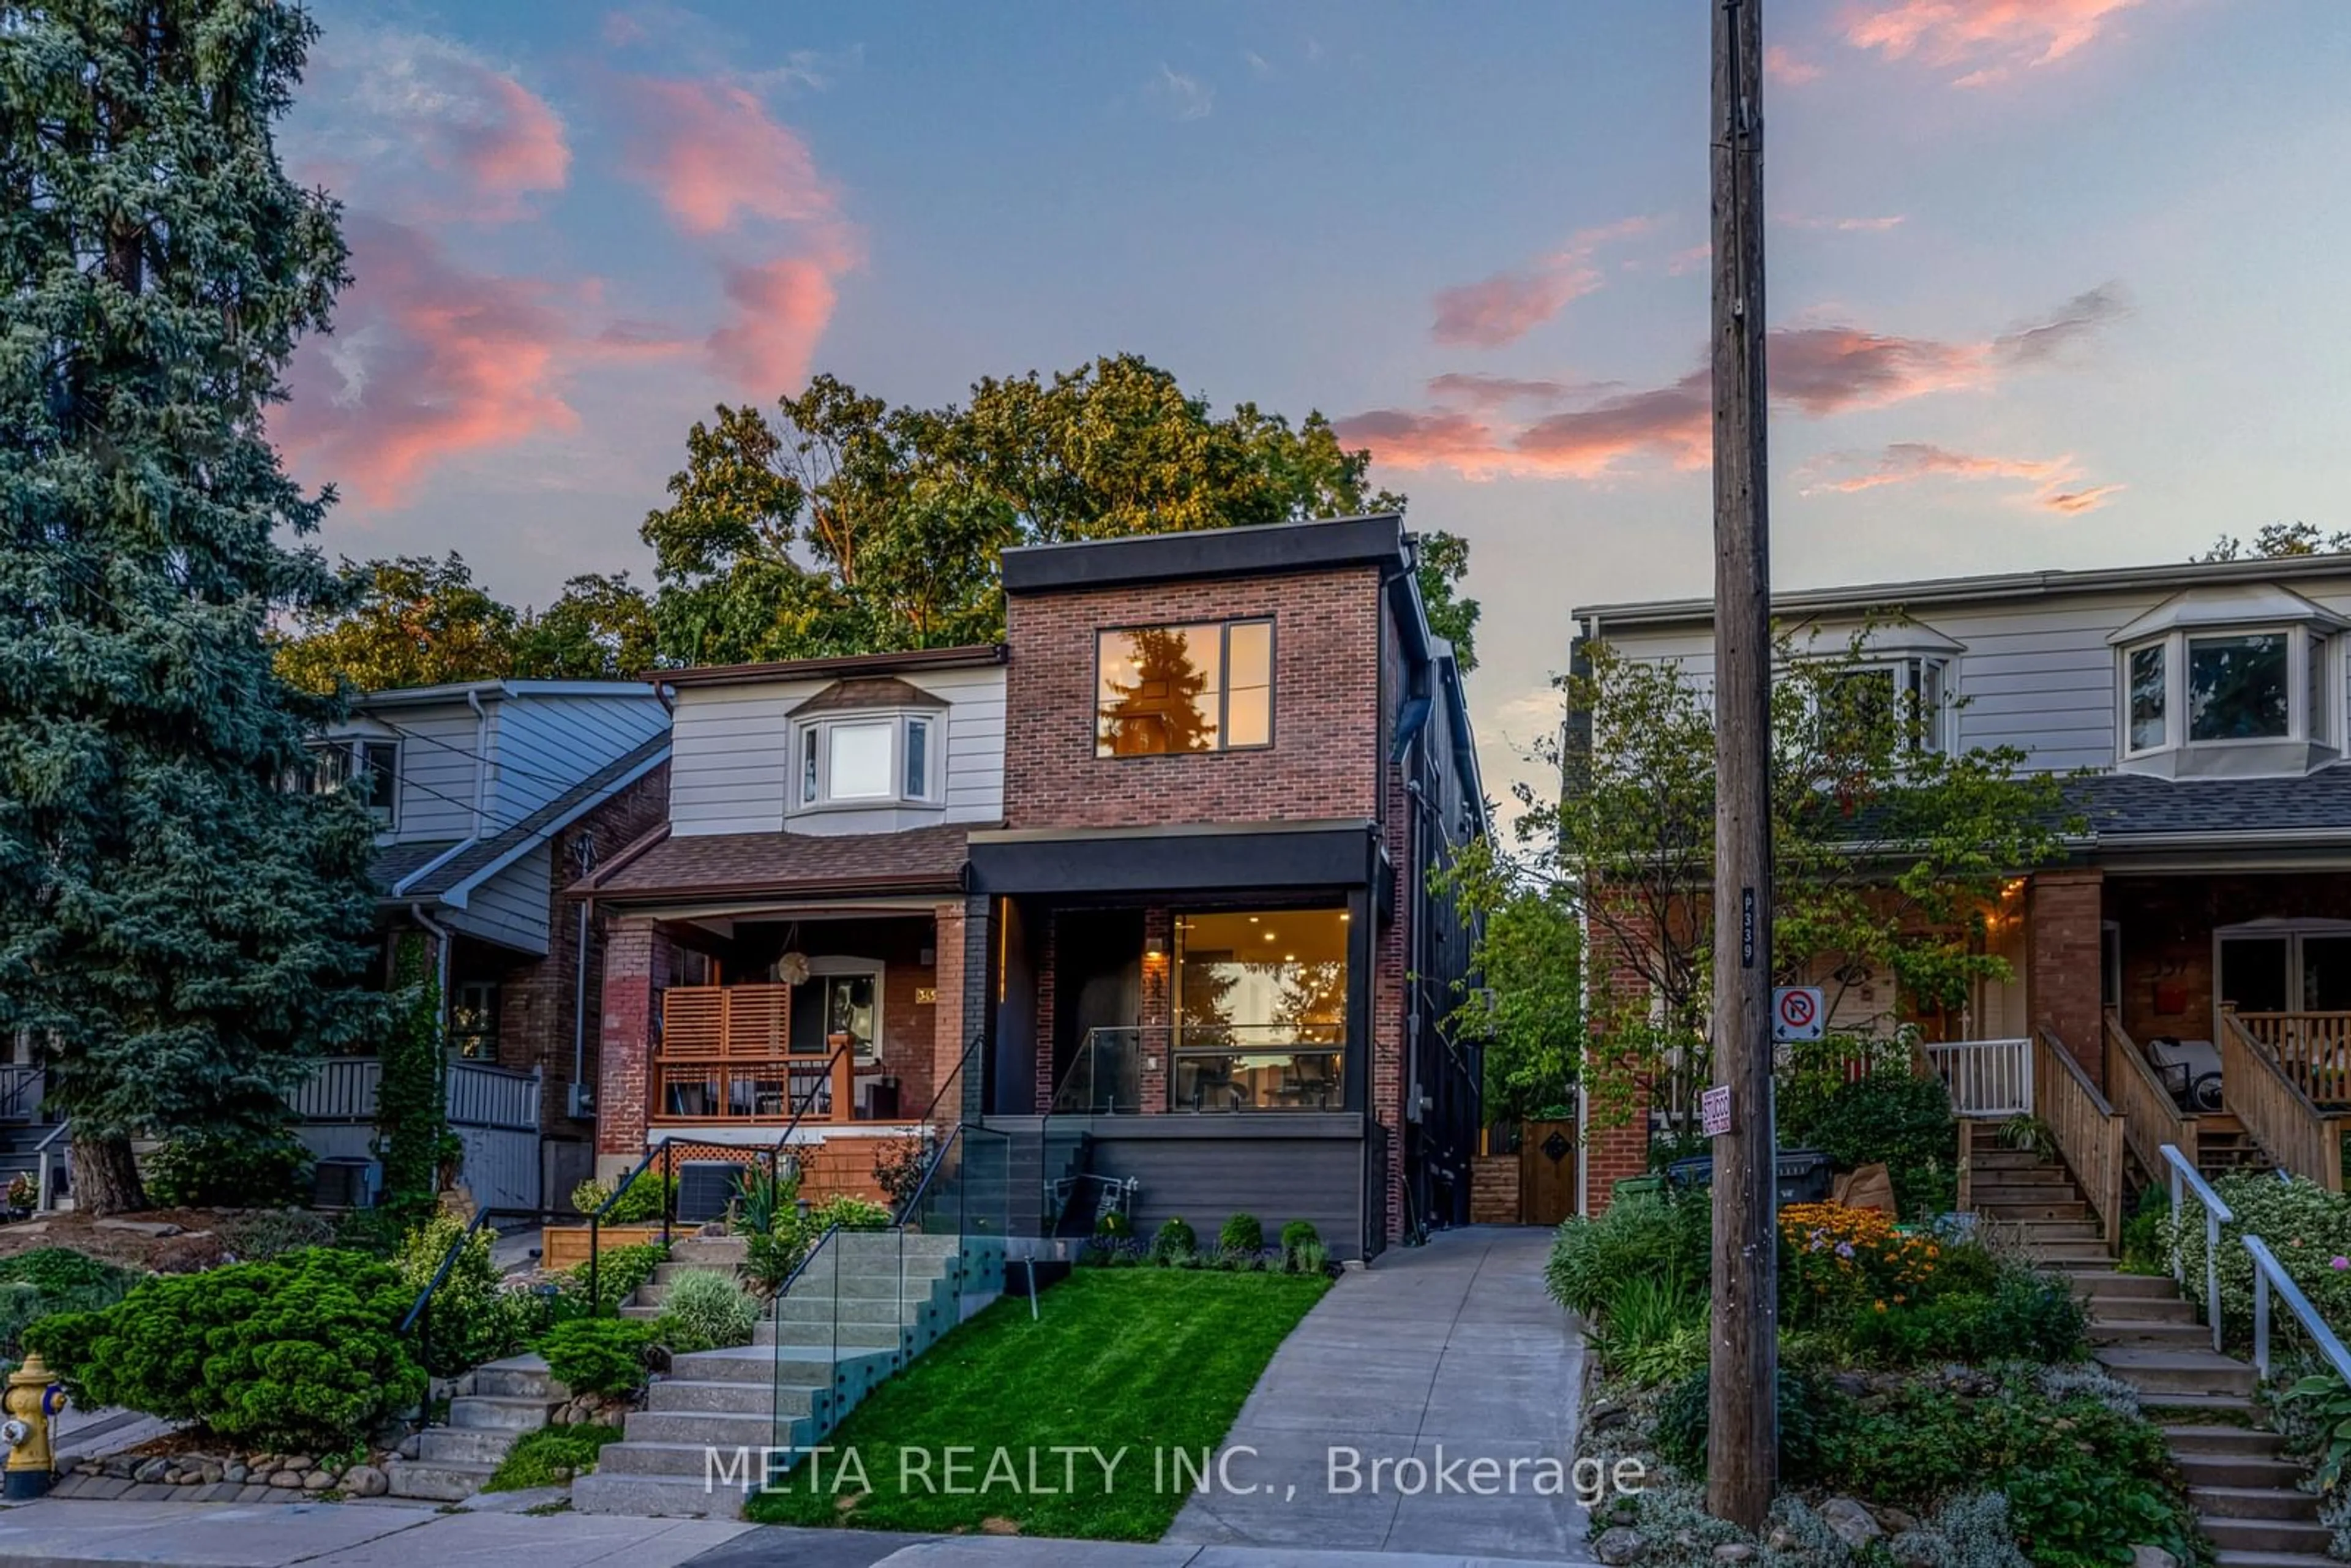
[{"x1": 276, "y1": 1, "x2": 2351, "y2": 806}]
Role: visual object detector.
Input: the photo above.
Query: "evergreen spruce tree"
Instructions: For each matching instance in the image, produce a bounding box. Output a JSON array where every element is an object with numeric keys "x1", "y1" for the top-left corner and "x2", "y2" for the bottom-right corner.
[{"x1": 0, "y1": 2, "x2": 378, "y2": 1212}]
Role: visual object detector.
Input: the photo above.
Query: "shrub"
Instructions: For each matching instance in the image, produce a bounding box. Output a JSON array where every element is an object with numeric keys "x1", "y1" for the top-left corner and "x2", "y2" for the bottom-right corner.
[
  {"x1": 656, "y1": 1269, "x2": 757, "y2": 1354},
  {"x1": 808, "y1": 1195, "x2": 891, "y2": 1232},
  {"x1": 1286, "y1": 1241, "x2": 1332, "y2": 1277},
  {"x1": 144, "y1": 1130, "x2": 313, "y2": 1209},
  {"x1": 1152, "y1": 1218, "x2": 1198, "y2": 1260},
  {"x1": 741, "y1": 1226, "x2": 811, "y2": 1296},
  {"x1": 1595, "y1": 1274, "x2": 1709, "y2": 1386},
  {"x1": 25, "y1": 1250, "x2": 424, "y2": 1452},
  {"x1": 218, "y1": 1209, "x2": 338, "y2": 1262},
  {"x1": 732, "y1": 1165, "x2": 800, "y2": 1236},
  {"x1": 2118, "y1": 1184, "x2": 2171, "y2": 1275},
  {"x1": 536, "y1": 1318, "x2": 656, "y2": 1397},
  {"x1": 1779, "y1": 1069, "x2": 1958, "y2": 1217},
  {"x1": 0, "y1": 1249, "x2": 141, "y2": 1358},
  {"x1": 1095, "y1": 1209, "x2": 1134, "y2": 1240},
  {"x1": 569, "y1": 1177, "x2": 610, "y2": 1216},
  {"x1": 560, "y1": 1242, "x2": 669, "y2": 1317},
  {"x1": 599, "y1": 1171, "x2": 678, "y2": 1226},
  {"x1": 1219, "y1": 1214, "x2": 1265, "y2": 1253},
  {"x1": 1843, "y1": 1269, "x2": 2087, "y2": 1366},
  {"x1": 392, "y1": 1211, "x2": 523, "y2": 1375},
  {"x1": 485, "y1": 1423, "x2": 624, "y2": 1491},
  {"x1": 871, "y1": 1136, "x2": 929, "y2": 1215},
  {"x1": 1279, "y1": 1219, "x2": 1320, "y2": 1250},
  {"x1": 1545, "y1": 1189, "x2": 1711, "y2": 1315},
  {"x1": 2170, "y1": 1172, "x2": 2351, "y2": 1335}
]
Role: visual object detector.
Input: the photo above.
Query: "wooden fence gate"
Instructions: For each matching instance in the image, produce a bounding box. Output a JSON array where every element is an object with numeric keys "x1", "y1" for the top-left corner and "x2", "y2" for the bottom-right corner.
[{"x1": 1470, "y1": 1120, "x2": 1578, "y2": 1226}]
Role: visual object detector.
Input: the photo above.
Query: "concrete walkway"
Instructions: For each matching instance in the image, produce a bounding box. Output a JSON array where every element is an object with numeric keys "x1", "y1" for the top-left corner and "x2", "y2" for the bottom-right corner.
[{"x1": 1163, "y1": 1227, "x2": 1592, "y2": 1563}]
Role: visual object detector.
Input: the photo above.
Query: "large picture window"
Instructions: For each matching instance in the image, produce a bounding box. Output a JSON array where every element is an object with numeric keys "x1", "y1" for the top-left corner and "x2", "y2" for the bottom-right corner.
[
  {"x1": 1095, "y1": 620, "x2": 1273, "y2": 757},
  {"x1": 1171, "y1": 907, "x2": 1347, "y2": 1111},
  {"x1": 2188, "y1": 632, "x2": 2290, "y2": 741}
]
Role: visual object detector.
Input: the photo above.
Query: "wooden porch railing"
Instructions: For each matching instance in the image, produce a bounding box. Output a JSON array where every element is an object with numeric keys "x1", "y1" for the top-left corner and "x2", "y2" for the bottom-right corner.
[
  {"x1": 654, "y1": 984, "x2": 855, "y2": 1125},
  {"x1": 2232, "y1": 1011, "x2": 2351, "y2": 1108},
  {"x1": 2220, "y1": 1008, "x2": 2349, "y2": 1193},
  {"x1": 2104, "y1": 1008, "x2": 2199, "y2": 1185},
  {"x1": 2033, "y1": 1027, "x2": 2126, "y2": 1248}
]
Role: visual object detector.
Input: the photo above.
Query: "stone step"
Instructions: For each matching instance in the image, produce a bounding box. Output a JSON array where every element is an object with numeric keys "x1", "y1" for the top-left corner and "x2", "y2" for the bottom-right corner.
[
  {"x1": 572, "y1": 1469, "x2": 747, "y2": 1520},
  {"x1": 623, "y1": 1409, "x2": 812, "y2": 1450},
  {"x1": 383, "y1": 1457, "x2": 500, "y2": 1503},
  {"x1": 756, "y1": 1319, "x2": 912, "y2": 1351},
  {"x1": 599, "y1": 1439, "x2": 776, "y2": 1478},
  {"x1": 670, "y1": 1237, "x2": 747, "y2": 1264},
  {"x1": 2202, "y1": 1518, "x2": 2335, "y2": 1555},
  {"x1": 669, "y1": 1346, "x2": 781, "y2": 1386},
  {"x1": 2096, "y1": 1347, "x2": 2259, "y2": 1398},
  {"x1": 449, "y1": 1395, "x2": 557, "y2": 1432},
  {"x1": 2164, "y1": 1425, "x2": 2286, "y2": 1458},
  {"x1": 2213, "y1": 1553, "x2": 2341, "y2": 1568},
  {"x1": 2090, "y1": 1319, "x2": 2217, "y2": 1348},
  {"x1": 653, "y1": 1259, "x2": 747, "y2": 1285},
  {"x1": 647, "y1": 1377, "x2": 821, "y2": 1417},
  {"x1": 2193, "y1": 1485, "x2": 2322, "y2": 1522},
  {"x1": 2088, "y1": 1294, "x2": 2197, "y2": 1322},
  {"x1": 470, "y1": 1356, "x2": 563, "y2": 1401},
  {"x1": 773, "y1": 1294, "x2": 928, "y2": 1326},
  {"x1": 2178, "y1": 1453, "x2": 2310, "y2": 1490},
  {"x1": 2066, "y1": 1269, "x2": 2177, "y2": 1298},
  {"x1": 418, "y1": 1425, "x2": 522, "y2": 1466}
]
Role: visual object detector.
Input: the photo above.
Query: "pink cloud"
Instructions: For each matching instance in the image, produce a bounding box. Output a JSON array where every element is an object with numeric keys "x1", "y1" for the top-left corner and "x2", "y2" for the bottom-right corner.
[
  {"x1": 707, "y1": 257, "x2": 842, "y2": 393},
  {"x1": 618, "y1": 76, "x2": 837, "y2": 236},
  {"x1": 1842, "y1": 0, "x2": 2147, "y2": 84},
  {"x1": 1428, "y1": 217, "x2": 1657, "y2": 347},
  {"x1": 291, "y1": 30, "x2": 569, "y2": 222},
  {"x1": 279, "y1": 218, "x2": 610, "y2": 506},
  {"x1": 1801, "y1": 443, "x2": 2122, "y2": 514},
  {"x1": 1766, "y1": 45, "x2": 1825, "y2": 85},
  {"x1": 1342, "y1": 288, "x2": 2127, "y2": 482},
  {"x1": 1780, "y1": 213, "x2": 1907, "y2": 233}
]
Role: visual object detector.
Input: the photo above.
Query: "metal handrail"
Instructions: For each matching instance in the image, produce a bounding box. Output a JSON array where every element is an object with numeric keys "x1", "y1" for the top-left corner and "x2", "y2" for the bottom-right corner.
[
  {"x1": 2246, "y1": 1233, "x2": 2351, "y2": 1385},
  {"x1": 764, "y1": 1037, "x2": 857, "y2": 1181},
  {"x1": 2159, "y1": 1142, "x2": 2234, "y2": 1354}
]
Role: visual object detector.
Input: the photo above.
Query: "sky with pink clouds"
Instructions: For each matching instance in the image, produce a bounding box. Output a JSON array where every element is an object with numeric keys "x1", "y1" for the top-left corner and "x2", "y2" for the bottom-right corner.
[{"x1": 275, "y1": 1, "x2": 2351, "y2": 809}]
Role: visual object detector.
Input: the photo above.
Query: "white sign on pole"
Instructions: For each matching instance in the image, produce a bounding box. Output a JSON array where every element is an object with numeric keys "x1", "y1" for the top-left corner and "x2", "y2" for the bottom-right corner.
[
  {"x1": 1772, "y1": 986, "x2": 1824, "y2": 1043},
  {"x1": 1701, "y1": 1084, "x2": 1734, "y2": 1138}
]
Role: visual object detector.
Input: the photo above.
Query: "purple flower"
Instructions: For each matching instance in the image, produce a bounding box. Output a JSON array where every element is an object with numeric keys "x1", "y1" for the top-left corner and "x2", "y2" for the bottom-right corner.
[
  {"x1": 1836, "y1": 1241, "x2": 1855, "y2": 1259},
  {"x1": 2331, "y1": 1256, "x2": 2349, "y2": 1272}
]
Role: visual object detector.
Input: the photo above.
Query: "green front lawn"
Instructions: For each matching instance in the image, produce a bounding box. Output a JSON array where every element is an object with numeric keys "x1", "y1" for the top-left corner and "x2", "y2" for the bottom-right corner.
[{"x1": 744, "y1": 1267, "x2": 1330, "y2": 1540}]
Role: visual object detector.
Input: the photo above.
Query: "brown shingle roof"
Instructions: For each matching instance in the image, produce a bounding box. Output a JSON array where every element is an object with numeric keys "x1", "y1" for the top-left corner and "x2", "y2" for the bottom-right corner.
[
  {"x1": 579, "y1": 821, "x2": 976, "y2": 901},
  {"x1": 786, "y1": 677, "x2": 949, "y2": 716}
]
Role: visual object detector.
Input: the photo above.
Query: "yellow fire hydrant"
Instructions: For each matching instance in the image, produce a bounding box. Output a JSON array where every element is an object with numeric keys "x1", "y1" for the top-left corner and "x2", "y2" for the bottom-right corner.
[{"x1": 2, "y1": 1354, "x2": 65, "y2": 1499}]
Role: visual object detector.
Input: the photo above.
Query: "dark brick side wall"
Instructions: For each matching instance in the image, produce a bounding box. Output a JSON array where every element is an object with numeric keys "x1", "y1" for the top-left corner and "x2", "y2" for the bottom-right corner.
[
  {"x1": 1002, "y1": 565, "x2": 1384, "y2": 830},
  {"x1": 2111, "y1": 872, "x2": 2351, "y2": 1046},
  {"x1": 493, "y1": 763, "x2": 672, "y2": 1134},
  {"x1": 2028, "y1": 869, "x2": 2107, "y2": 1084}
]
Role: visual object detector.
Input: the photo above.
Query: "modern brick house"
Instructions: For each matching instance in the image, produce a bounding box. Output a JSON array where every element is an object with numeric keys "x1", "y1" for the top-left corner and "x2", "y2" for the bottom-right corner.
[
  {"x1": 970, "y1": 513, "x2": 1488, "y2": 1258},
  {"x1": 1573, "y1": 551, "x2": 2351, "y2": 1218},
  {"x1": 298, "y1": 681, "x2": 672, "y2": 1207},
  {"x1": 577, "y1": 513, "x2": 1488, "y2": 1258}
]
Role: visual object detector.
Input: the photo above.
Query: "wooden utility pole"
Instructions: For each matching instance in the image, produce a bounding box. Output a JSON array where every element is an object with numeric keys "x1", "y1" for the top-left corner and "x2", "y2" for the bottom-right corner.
[{"x1": 1708, "y1": 0, "x2": 1778, "y2": 1529}]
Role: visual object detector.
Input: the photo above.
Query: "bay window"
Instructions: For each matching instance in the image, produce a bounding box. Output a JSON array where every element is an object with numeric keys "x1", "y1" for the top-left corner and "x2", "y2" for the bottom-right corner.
[
  {"x1": 2119, "y1": 624, "x2": 2333, "y2": 763},
  {"x1": 792, "y1": 711, "x2": 939, "y2": 812}
]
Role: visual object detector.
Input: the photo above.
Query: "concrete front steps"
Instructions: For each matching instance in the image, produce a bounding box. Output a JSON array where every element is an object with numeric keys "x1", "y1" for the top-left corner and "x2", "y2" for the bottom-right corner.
[
  {"x1": 574, "y1": 1230, "x2": 1003, "y2": 1520},
  {"x1": 383, "y1": 1355, "x2": 564, "y2": 1502},
  {"x1": 619, "y1": 1232, "x2": 746, "y2": 1320}
]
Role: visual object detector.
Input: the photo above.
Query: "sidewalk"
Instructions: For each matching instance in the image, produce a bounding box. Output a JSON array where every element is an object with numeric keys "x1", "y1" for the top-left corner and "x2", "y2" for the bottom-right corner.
[
  {"x1": 1162, "y1": 1228, "x2": 1592, "y2": 1562},
  {"x1": 0, "y1": 1500, "x2": 1594, "y2": 1567}
]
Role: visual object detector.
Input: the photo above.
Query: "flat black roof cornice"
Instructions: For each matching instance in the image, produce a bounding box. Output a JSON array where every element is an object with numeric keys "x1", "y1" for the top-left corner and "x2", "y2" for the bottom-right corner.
[{"x1": 1002, "y1": 513, "x2": 1408, "y2": 595}]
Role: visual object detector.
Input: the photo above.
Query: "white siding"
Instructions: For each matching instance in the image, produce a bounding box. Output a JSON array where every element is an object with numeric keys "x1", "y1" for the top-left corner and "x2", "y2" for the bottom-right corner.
[
  {"x1": 670, "y1": 666, "x2": 1007, "y2": 836},
  {"x1": 1596, "y1": 570, "x2": 2351, "y2": 775},
  {"x1": 453, "y1": 848, "x2": 553, "y2": 955},
  {"x1": 382, "y1": 705, "x2": 486, "y2": 842},
  {"x1": 488, "y1": 693, "x2": 668, "y2": 822}
]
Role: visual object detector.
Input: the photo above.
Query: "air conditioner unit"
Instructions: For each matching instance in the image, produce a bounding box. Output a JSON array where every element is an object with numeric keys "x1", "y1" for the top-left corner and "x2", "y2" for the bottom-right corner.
[
  {"x1": 313, "y1": 1157, "x2": 382, "y2": 1210},
  {"x1": 568, "y1": 1081, "x2": 596, "y2": 1119}
]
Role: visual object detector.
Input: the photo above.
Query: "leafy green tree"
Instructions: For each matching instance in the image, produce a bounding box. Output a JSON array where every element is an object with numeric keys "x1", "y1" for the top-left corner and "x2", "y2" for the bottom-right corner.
[
  {"x1": 2198, "y1": 522, "x2": 2351, "y2": 563},
  {"x1": 1534, "y1": 629, "x2": 2075, "y2": 1127},
  {"x1": 513, "y1": 572, "x2": 660, "y2": 680},
  {"x1": 276, "y1": 553, "x2": 520, "y2": 694},
  {"x1": 373, "y1": 932, "x2": 449, "y2": 1216},
  {"x1": 1440, "y1": 843, "x2": 1581, "y2": 1122},
  {"x1": 1412, "y1": 529, "x2": 1480, "y2": 673},
  {"x1": 0, "y1": 0, "x2": 380, "y2": 1212}
]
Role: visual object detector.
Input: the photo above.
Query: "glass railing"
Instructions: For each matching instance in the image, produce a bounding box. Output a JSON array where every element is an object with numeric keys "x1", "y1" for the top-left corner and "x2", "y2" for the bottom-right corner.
[
  {"x1": 1051, "y1": 1027, "x2": 1151, "y2": 1114},
  {"x1": 1171, "y1": 1024, "x2": 1344, "y2": 1112}
]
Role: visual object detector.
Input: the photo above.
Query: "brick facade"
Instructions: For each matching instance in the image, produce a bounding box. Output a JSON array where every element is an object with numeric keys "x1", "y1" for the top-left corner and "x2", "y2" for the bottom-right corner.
[
  {"x1": 1001, "y1": 566, "x2": 1383, "y2": 830},
  {"x1": 2028, "y1": 868, "x2": 2107, "y2": 1082},
  {"x1": 1581, "y1": 908, "x2": 1660, "y2": 1217},
  {"x1": 596, "y1": 915, "x2": 677, "y2": 1160},
  {"x1": 494, "y1": 764, "x2": 671, "y2": 1134}
]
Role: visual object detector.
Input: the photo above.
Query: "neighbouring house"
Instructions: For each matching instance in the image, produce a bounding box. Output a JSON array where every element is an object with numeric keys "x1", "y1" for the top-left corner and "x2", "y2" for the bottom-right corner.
[
  {"x1": 577, "y1": 513, "x2": 1488, "y2": 1259},
  {"x1": 969, "y1": 512, "x2": 1488, "y2": 1258},
  {"x1": 290, "y1": 680, "x2": 671, "y2": 1210},
  {"x1": 1573, "y1": 550, "x2": 2351, "y2": 1220},
  {"x1": 574, "y1": 645, "x2": 1006, "y2": 1212}
]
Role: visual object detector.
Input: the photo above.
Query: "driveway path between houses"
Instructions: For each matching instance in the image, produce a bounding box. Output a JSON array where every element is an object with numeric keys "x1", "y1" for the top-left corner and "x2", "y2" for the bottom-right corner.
[{"x1": 1162, "y1": 1226, "x2": 1594, "y2": 1563}]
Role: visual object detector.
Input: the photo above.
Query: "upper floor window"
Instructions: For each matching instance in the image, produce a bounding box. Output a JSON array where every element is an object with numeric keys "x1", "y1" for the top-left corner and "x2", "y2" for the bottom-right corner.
[
  {"x1": 1821, "y1": 657, "x2": 1949, "y2": 756},
  {"x1": 300, "y1": 738, "x2": 398, "y2": 827},
  {"x1": 794, "y1": 712, "x2": 937, "y2": 811},
  {"x1": 2120, "y1": 626, "x2": 2328, "y2": 759},
  {"x1": 1095, "y1": 619, "x2": 1273, "y2": 757}
]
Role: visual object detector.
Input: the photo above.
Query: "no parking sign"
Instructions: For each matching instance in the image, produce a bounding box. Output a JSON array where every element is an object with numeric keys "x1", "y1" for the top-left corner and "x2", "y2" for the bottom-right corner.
[{"x1": 1772, "y1": 986, "x2": 1824, "y2": 1042}]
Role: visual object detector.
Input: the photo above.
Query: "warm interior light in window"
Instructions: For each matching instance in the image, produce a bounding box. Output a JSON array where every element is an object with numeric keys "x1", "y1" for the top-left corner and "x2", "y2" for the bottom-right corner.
[
  {"x1": 1263, "y1": 932, "x2": 1276, "y2": 942},
  {"x1": 1339, "y1": 912, "x2": 1351, "y2": 922},
  {"x1": 1247, "y1": 916, "x2": 1259, "y2": 923}
]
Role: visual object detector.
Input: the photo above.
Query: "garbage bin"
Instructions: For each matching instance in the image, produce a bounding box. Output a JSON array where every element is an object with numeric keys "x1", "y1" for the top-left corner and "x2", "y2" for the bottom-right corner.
[
  {"x1": 1611, "y1": 1174, "x2": 1666, "y2": 1202},
  {"x1": 1662, "y1": 1149, "x2": 1834, "y2": 1208}
]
